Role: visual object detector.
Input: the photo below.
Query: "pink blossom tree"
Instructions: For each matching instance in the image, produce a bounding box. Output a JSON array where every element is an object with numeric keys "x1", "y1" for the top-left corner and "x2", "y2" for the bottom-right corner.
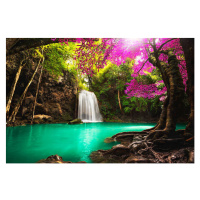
[{"x1": 56, "y1": 38, "x2": 191, "y2": 137}]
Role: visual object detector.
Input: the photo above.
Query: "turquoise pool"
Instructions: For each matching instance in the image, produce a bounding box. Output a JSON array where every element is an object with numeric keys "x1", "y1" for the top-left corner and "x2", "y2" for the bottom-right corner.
[{"x1": 6, "y1": 122, "x2": 186, "y2": 163}]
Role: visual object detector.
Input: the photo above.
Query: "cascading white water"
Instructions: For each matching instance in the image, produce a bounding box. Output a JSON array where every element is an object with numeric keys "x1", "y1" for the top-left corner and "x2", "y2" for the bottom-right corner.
[{"x1": 78, "y1": 90, "x2": 103, "y2": 123}]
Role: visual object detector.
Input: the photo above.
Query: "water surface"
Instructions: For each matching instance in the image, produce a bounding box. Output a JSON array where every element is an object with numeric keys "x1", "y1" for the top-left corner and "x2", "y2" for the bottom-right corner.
[{"x1": 6, "y1": 122, "x2": 186, "y2": 163}]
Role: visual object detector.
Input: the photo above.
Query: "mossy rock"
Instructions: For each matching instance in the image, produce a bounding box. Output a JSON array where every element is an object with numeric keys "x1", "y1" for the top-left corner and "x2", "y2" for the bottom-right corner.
[
  {"x1": 104, "y1": 137, "x2": 114, "y2": 143},
  {"x1": 68, "y1": 118, "x2": 83, "y2": 124}
]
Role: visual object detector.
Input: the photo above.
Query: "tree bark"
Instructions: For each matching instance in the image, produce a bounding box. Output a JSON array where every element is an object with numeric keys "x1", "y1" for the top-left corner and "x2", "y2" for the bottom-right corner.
[
  {"x1": 75, "y1": 68, "x2": 79, "y2": 118},
  {"x1": 147, "y1": 49, "x2": 185, "y2": 136},
  {"x1": 163, "y1": 50, "x2": 185, "y2": 131},
  {"x1": 179, "y1": 38, "x2": 194, "y2": 135},
  {"x1": 156, "y1": 96, "x2": 169, "y2": 130},
  {"x1": 31, "y1": 49, "x2": 44, "y2": 124},
  {"x1": 147, "y1": 54, "x2": 170, "y2": 133},
  {"x1": 118, "y1": 89, "x2": 123, "y2": 114},
  {"x1": 31, "y1": 65, "x2": 44, "y2": 124},
  {"x1": 6, "y1": 59, "x2": 24, "y2": 117},
  {"x1": 8, "y1": 59, "x2": 42, "y2": 124}
]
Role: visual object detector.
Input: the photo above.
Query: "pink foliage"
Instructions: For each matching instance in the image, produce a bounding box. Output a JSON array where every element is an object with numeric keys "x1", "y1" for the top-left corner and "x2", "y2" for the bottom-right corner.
[
  {"x1": 105, "y1": 38, "x2": 187, "y2": 101},
  {"x1": 54, "y1": 38, "x2": 188, "y2": 101}
]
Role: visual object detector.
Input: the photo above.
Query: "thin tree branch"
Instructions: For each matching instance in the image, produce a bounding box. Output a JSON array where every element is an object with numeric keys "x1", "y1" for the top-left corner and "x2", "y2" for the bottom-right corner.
[
  {"x1": 137, "y1": 58, "x2": 149, "y2": 74},
  {"x1": 158, "y1": 38, "x2": 177, "y2": 51}
]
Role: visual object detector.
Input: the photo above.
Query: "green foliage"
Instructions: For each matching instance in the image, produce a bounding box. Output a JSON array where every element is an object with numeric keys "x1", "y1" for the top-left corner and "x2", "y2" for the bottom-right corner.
[
  {"x1": 90, "y1": 59, "x2": 134, "y2": 118},
  {"x1": 150, "y1": 96, "x2": 162, "y2": 113},
  {"x1": 122, "y1": 96, "x2": 148, "y2": 113},
  {"x1": 31, "y1": 48, "x2": 44, "y2": 59},
  {"x1": 78, "y1": 81, "x2": 89, "y2": 91},
  {"x1": 42, "y1": 42, "x2": 77, "y2": 79},
  {"x1": 89, "y1": 57, "x2": 164, "y2": 120}
]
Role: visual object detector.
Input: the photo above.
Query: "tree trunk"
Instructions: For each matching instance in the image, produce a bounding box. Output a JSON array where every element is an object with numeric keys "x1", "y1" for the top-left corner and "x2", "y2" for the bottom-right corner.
[
  {"x1": 118, "y1": 89, "x2": 123, "y2": 114},
  {"x1": 179, "y1": 38, "x2": 194, "y2": 135},
  {"x1": 8, "y1": 59, "x2": 42, "y2": 124},
  {"x1": 156, "y1": 96, "x2": 169, "y2": 129},
  {"x1": 31, "y1": 65, "x2": 44, "y2": 124},
  {"x1": 147, "y1": 54, "x2": 170, "y2": 133},
  {"x1": 147, "y1": 50, "x2": 185, "y2": 138},
  {"x1": 6, "y1": 59, "x2": 24, "y2": 117},
  {"x1": 163, "y1": 50, "x2": 185, "y2": 132},
  {"x1": 75, "y1": 68, "x2": 79, "y2": 118}
]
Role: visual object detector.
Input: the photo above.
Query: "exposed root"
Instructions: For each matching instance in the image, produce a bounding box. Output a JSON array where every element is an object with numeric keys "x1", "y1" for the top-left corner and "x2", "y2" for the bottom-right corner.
[
  {"x1": 143, "y1": 142, "x2": 165, "y2": 163},
  {"x1": 90, "y1": 129, "x2": 194, "y2": 163}
]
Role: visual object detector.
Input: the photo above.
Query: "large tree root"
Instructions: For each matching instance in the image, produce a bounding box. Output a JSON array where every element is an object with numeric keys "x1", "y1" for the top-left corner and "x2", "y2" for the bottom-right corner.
[{"x1": 90, "y1": 129, "x2": 194, "y2": 163}]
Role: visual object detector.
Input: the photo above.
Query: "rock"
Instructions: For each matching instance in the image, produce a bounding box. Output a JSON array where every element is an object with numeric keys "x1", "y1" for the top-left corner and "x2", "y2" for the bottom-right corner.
[
  {"x1": 37, "y1": 154, "x2": 87, "y2": 163},
  {"x1": 36, "y1": 103, "x2": 48, "y2": 114},
  {"x1": 90, "y1": 151, "x2": 106, "y2": 163},
  {"x1": 56, "y1": 103, "x2": 63, "y2": 116},
  {"x1": 33, "y1": 115, "x2": 52, "y2": 124},
  {"x1": 34, "y1": 114, "x2": 52, "y2": 120},
  {"x1": 37, "y1": 154, "x2": 64, "y2": 163},
  {"x1": 167, "y1": 147, "x2": 194, "y2": 163},
  {"x1": 46, "y1": 154, "x2": 63, "y2": 162},
  {"x1": 90, "y1": 150, "x2": 125, "y2": 163},
  {"x1": 125, "y1": 155, "x2": 153, "y2": 163},
  {"x1": 6, "y1": 55, "x2": 76, "y2": 125},
  {"x1": 68, "y1": 118, "x2": 83, "y2": 124},
  {"x1": 188, "y1": 151, "x2": 194, "y2": 163},
  {"x1": 24, "y1": 96, "x2": 34, "y2": 105},
  {"x1": 104, "y1": 137, "x2": 114, "y2": 143},
  {"x1": 106, "y1": 144, "x2": 130, "y2": 156}
]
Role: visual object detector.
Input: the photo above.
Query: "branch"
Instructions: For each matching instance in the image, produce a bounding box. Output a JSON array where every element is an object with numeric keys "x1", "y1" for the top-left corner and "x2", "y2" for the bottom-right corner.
[
  {"x1": 6, "y1": 38, "x2": 61, "y2": 56},
  {"x1": 146, "y1": 38, "x2": 154, "y2": 49},
  {"x1": 137, "y1": 58, "x2": 149, "y2": 74},
  {"x1": 158, "y1": 38, "x2": 177, "y2": 51},
  {"x1": 6, "y1": 38, "x2": 99, "y2": 56}
]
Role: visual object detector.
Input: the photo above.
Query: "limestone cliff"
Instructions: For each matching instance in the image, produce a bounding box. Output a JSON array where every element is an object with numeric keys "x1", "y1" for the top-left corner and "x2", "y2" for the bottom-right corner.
[{"x1": 6, "y1": 53, "x2": 77, "y2": 126}]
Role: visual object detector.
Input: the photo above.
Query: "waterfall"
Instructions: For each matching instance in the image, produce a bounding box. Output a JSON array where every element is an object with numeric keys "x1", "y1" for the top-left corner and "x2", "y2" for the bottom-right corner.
[{"x1": 78, "y1": 90, "x2": 103, "y2": 123}]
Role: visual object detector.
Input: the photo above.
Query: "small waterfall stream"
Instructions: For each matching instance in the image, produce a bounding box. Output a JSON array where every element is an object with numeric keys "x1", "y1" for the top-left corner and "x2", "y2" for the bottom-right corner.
[{"x1": 78, "y1": 90, "x2": 103, "y2": 122}]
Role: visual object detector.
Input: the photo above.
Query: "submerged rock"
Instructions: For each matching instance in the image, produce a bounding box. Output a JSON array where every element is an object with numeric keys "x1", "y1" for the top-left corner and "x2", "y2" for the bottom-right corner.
[{"x1": 68, "y1": 118, "x2": 83, "y2": 124}]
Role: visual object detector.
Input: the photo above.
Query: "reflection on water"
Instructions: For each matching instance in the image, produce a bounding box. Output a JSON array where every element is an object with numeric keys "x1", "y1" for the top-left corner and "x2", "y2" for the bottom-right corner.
[{"x1": 6, "y1": 122, "x2": 186, "y2": 163}]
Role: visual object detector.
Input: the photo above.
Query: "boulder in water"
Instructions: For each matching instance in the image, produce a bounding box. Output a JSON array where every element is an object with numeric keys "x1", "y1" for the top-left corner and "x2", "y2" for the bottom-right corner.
[
  {"x1": 68, "y1": 118, "x2": 83, "y2": 124},
  {"x1": 104, "y1": 137, "x2": 115, "y2": 143}
]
